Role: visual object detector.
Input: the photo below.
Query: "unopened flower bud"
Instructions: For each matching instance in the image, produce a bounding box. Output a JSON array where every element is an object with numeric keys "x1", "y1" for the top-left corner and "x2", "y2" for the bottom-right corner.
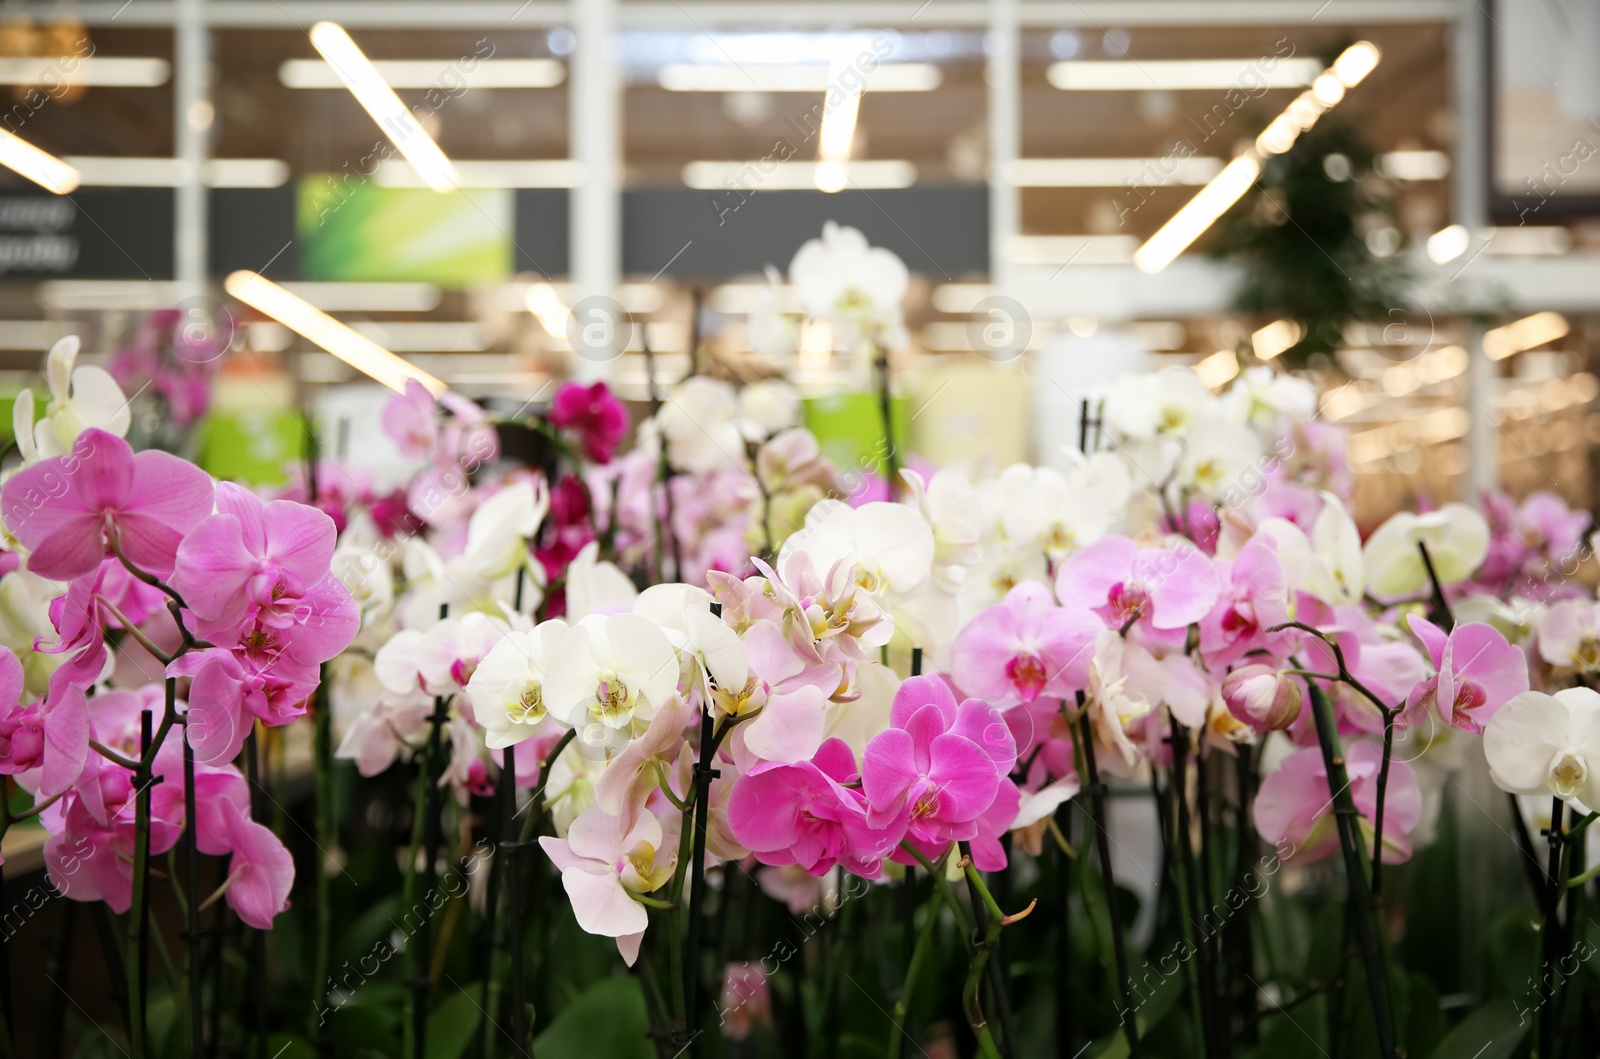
[{"x1": 1222, "y1": 664, "x2": 1303, "y2": 732}]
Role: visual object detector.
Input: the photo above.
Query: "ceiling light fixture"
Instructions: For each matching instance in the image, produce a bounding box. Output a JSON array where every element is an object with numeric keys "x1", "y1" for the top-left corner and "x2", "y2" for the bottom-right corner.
[
  {"x1": 224, "y1": 271, "x2": 447, "y2": 396},
  {"x1": 308, "y1": 22, "x2": 458, "y2": 193}
]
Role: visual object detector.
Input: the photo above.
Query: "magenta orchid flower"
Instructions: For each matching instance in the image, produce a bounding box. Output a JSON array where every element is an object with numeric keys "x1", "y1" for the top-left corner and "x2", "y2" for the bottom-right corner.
[
  {"x1": 950, "y1": 581, "x2": 1099, "y2": 707},
  {"x1": 1055, "y1": 536, "x2": 1220, "y2": 634},
  {"x1": 1403, "y1": 617, "x2": 1528, "y2": 733},
  {"x1": 861, "y1": 676, "x2": 1014, "y2": 850},
  {"x1": 1254, "y1": 742, "x2": 1422, "y2": 864},
  {"x1": 549, "y1": 380, "x2": 630, "y2": 464},
  {"x1": 729, "y1": 738, "x2": 899, "y2": 877},
  {"x1": 2, "y1": 427, "x2": 214, "y2": 582}
]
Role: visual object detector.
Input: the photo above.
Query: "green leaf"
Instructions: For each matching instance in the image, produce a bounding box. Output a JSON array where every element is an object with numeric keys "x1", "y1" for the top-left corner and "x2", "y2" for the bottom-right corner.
[
  {"x1": 1084, "y1": 967, "x2": 1185, "y2": 1059},
  {"x1": 533, "y1": 975, "x2": 654, "y2": 1059},
  {"x1": 1427, "y1": 999, "x2": 1529, "y2": 1059},
  {"x1": 424, "y1": 988, "x2": 483, "y2": 1059}
]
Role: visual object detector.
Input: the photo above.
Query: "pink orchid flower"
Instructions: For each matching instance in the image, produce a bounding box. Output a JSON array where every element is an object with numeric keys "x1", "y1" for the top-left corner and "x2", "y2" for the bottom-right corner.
[
  {"x1": 950, "y1": 581, "x2": 1099, "y2": 708},
  {"x1": 171, "y1": 647, "x2": 320, "y2": 766},
  {"x1": 0, "y1": 646, "x2": 87, "y2": 797},
  {"x1": 171, "y1": 481, "x2": 338, "y2": 628},
  {"x1": 1403, "y1": 617, "x2": 1528, "y2": 733},
  {"x1": 1253, "y1": 742, "x2": 1422, "y2": 864},
  {"x1": 1055, "y1": 536, "x2": 1220, "y2": 635},
  {"x1": 1199, "y1": 534, "x2": 1294, "y2": 669},
  {"x1": 380, "y1": 378, "x2": 437, "y2": 458},
  {"x1": 2, "y1": 427, "x2": 215, "y2": 582},
  {"x1": 861, "y1": 676, "x2": 1015, "y2": 850},
  {"x1": 539, "y1": 804, "x2": 679, "y2": 965},
  {"x1": 212, "y1": 798, "x2": 295, "y2": 928},
  {"x1": 729, "y1": 738, "x2": 898, "y2": 878}
]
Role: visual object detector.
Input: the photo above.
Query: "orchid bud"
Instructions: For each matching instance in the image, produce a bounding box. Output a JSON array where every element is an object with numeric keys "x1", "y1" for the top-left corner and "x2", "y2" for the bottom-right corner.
[{"x1": 1222, "y1": 664, "x2": 1303, "y2": 732}]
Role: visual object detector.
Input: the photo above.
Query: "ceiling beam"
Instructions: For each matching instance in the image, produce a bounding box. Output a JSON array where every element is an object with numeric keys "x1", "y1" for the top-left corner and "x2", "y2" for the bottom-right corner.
[{"x1": 14, "y1": 0, "x2": 1454, "y2": 29}]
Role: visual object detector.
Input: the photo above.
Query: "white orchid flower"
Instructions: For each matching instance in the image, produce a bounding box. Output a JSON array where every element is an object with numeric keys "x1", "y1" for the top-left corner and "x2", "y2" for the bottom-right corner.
[
  {"x1": 777, "y1": 499, "x2": 935, "y2": 600},
  {"x1": 655, "y1": 376, "x2": 744, "y2": 474},
  {"x1": 737, "y1": 378, "x2": 801, "y2": 441},
  {"x1": 1102, "y1": 366, "x2": 1208, "y2": 441},
  {"x1": 566, "y1": 540, "x2": 640, "y2": 620},
  {"x1": 902, "y1": 468, "x2": 983, "y2": 587},
  {"x1": 25, "y1": 336, "x2": 131, "y2": 460},
  {"x1": 1485, "y1": 687, "x2": 1600, "y2": 806},
  {"x1": 466, "y1": 620, "x2": 569, "y2": 748},
  {"x1": 632, "y1": 582, "x2": 747, "y2": 699},
  {"x1": 464, "y1": 478, "x2": 548, "y2": 582},
  {"x1": 543, "y1": 612, "x2": 681, "y2": 746},
  {"x1": 1302, "y1": 494, "x2": 1365, "y2": 605},
  {"x1": 1363, "y1": 503, "x2": 1489, "y2": 599},
  {"x1": 1225, "y1": 365, "x2": 1318, "y2": 430},
  {"x1": 788, "y1": 221, "x2": 908, "y2": 340}
]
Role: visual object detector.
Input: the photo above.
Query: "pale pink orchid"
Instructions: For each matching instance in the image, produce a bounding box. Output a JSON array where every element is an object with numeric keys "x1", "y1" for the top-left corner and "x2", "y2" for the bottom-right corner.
[
  {"x1": 1222, "y1": 665, "x2": 1303, "y2": 732},
  {"x1": 594, "y1": 694, "x2": 694, "y2": 828},
  {"x1": 1199, "y1": 534, "x2": 1295, "y2": 669},
  {"x1": 950, "y1": 581, "x2": 1099, "y2": 708},
  {"x1": 2, "y1": 427, "x2": 214, "y2": 582},
  {"x1": 538, "y1": 803, "x2": 679, "y2": 965},
  {"x1": 1254, "y1": 742, "x2": 1422, "y2": 864},
  {"x1": 719, "y1": 619, "x2": 841, "y2": 765},
  {"x1": 1055, "y1": 536, "x2": 1220, "y2": 634},
  {"x1": 1403, "y1": 617, "x2": 1528, "y2": 733},
  {"x1": 1537, "y1": 599, "x2": 1600, "y2": 673}
]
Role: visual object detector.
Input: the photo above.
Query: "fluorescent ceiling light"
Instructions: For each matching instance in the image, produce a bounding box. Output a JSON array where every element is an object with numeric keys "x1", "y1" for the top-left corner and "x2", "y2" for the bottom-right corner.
[
  {"x1": 1194, "y1": 349, "x2": 1239, "y2": 389},
  {"x1": 526, "y1": 282, "x2": 571, "y2": 336},
  {"x1": 373, "y1": 158, "x2": 581, "y2": 188},
  {"x1": 932, "y1": 283, "x2": 995, "y2": 314},
  {"x1": 280, "y1": 57, "x2": 564, "y2": 89},
  {"x1": 279, "y1": 282, "x2": 442, "y2": 312},
  {"x1": 1251, "y1": 318, "x2": 1304, "y2": 360},
  {"x1": 1006, "y1": 235, "x2": 1138, "y2": 266},
  {"x1": 1048, "y1": 58, "x2": 1321, "y2": 91},
  {"x1": 349, "y1": 321, "x2": 487, "y2": 352},
  {"x1": 682, "y1": 160, "x2": 915, "y2": 191},
  {"x1": 308, "y1": 22, "x2": 458, "y2": 193},
  {"x1": 0, "y1": 130, "x2": 77, "y2": 193},
  {"x1": 1486, "y1": 226, "x2": 1571, "y2": 256},
  {"x1": 1426, "y1": 224, "x2": 1469, "y2": 264},
  {"x1": 657, "y1": 63, "x2": 940, "y2": 92},
  {"x1": 815, "y1": 53, "x2": 863, "y2": 193},
  {"x1": 62, "y1": 157, "x2": 290, "y2": 188},
  {"x1": 0, "y1": 57, "x2": 169, "y2": 87},
  {"x1": 1003, "y1": 157, "x2": 1223, "y2": 187},
  {"x1": 225, "y1": 271, "x2": 447, "y2": 396},
  {"x1": 1378, "y1": 150, "x2": 1449, "y2": 181},
  {"x1": 1484, "y1": 311, "x2": 1569, "y2": 360},
  {"x1": 1137, "y1": 42, "x2": 1379, "y2": 273},
  {"x1": 1133, "y1": 154, "x2": 1259, "y2": 273},
  {"x1": 0, "y1": 321, "x2": 53, "y2": 350}
]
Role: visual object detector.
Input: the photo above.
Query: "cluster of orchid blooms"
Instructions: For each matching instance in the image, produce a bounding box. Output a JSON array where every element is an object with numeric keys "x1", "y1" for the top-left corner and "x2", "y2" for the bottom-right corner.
[
  {"x1": 3, "y1": 226, "x2": 1599, "y2": 1056},
  {"x1": 0, "y1": 336, "x2": 359, "y2": 932}
]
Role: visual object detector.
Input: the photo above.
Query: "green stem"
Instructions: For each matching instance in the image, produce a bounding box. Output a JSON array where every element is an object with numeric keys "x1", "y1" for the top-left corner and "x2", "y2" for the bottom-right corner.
[
  {"x1": 400, "y1": 759, "x2": 429, "y2": 1059},
  {"x1": 1304, "y1": 682, "x2": 1396, "y2": 1059},
  {"x1": 310, "y1": 672, "x2": 335, "y2": 1044},
  {"x1": 886, "y1": 881, "x2": 939, "y2": 1059}
]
